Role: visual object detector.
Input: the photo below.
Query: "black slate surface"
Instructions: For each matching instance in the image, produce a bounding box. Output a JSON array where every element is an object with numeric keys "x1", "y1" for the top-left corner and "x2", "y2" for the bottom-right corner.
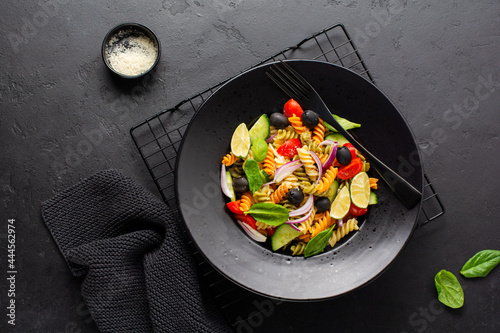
[{"x1": 1, "y1": 1, "x2": 499, "y2": 332}]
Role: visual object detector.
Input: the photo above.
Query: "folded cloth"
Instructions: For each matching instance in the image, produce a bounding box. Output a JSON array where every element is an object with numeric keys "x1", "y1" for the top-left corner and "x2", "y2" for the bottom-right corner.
[{"x1": 42, "y1": 169, "x2": 232, "y2": 333}]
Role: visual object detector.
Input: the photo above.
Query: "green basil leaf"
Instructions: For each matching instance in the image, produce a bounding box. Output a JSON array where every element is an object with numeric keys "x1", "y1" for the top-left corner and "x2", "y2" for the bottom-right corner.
[
  {"x1": 247, "y1": 203, "x2": 289, "y2": 226},
  {"x1": 324, "y1": 114, "x2": 361, "y2": 133},
  {"x1": 460, "y1": 249, "x2": 500, "y2": 278},
  {"x1": 434, "y1": 269, "x2": 464, "y2": 309},
  {"x1": 304, "y1": 224, "x2": 335, "y2": 258},
  {"x1": 243, "y1": 159, "x2": 263, "y2": 193}
]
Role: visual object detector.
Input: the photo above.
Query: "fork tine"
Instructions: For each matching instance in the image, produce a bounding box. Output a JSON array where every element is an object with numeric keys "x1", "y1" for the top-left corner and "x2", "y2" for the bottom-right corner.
[
  {"x1": 271, "y1": 64, "x2": 309, "y2": 101},
  {"x1": 266, "y1": 70, "x2": 301, "y2": 102},
  {"x1": 280, "y1": 61, "x2": 315, "y2": 94}
]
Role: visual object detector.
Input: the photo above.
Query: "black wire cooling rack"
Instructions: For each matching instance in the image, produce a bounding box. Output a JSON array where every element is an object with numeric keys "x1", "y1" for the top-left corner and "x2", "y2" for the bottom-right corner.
[
  {"x1": 130, "y1": 23, "x2": 444, "y2": 225},
  {"x1": 129, "y1": 23, "x2": 445, "y2": 330}
]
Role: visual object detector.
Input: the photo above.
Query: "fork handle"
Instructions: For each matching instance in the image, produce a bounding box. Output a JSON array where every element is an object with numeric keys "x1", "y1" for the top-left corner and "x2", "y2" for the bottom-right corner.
[{"x1": 327, "y1": 112, "x2": 422, "y2": 209}]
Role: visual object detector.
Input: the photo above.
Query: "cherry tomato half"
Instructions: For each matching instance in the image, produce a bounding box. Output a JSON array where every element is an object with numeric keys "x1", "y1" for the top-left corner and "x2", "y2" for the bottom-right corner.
[
  {"x1": 277, "y1": 138, "x2": 302, "y2": 158},
  {"x1": 283, "y1": 99, "x2": 303, "y2": 118},
  {"x1": 337, "y1": 157, "x2": 363, "y2": 180},
  {"x1": 267, "y1": 228, "x2": 276, "y2": 237},
  {"x1": 342, "y1": 143, "x2": 357, "y2": 159},
  {"x1": 234, "y1": 214, "x2": 257, "y2": 229},
  {"x1": 227, "y1": 200, "x2": 243, "y2": 214},
  {"x1": 349, "y1": 203, "x2": 368, "y2": 216}
]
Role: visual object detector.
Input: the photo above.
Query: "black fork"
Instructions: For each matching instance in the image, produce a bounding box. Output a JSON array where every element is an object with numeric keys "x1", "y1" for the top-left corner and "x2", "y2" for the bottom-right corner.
[{"x1": 267, "y1": 61, "x2": 422, "y2": 209}]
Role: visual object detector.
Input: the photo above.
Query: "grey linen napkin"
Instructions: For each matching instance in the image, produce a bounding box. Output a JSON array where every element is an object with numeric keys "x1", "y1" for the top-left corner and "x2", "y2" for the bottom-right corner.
[{"x1": 41, "y1": 169, "x2": 232, "y2": 333}]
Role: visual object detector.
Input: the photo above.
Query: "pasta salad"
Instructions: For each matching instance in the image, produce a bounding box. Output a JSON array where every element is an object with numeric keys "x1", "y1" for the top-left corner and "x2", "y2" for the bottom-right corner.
[{"x1": 220, "y1": 99, "x2": 379, "y2": 257}]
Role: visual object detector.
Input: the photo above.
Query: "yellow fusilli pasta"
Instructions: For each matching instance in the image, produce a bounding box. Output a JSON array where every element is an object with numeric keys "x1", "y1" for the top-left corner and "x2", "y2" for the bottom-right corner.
[
  {"x1": 253, "y1": 185, "x2": 274, "y2": 203},
  {"x1": 297, "y1": 146, "x2": 319, "y2": 181},
  {"x1": 328, "y1": 218, "x2": 359, "y2": 247},
  {"x1": 274, "y1": 154, "x2": 290, "y2": 170},
  {"x1": 256, "y1": 221, "x2": 274, "y2": 230},
  {"x1": 296, "y1": 205, "x2": 316, "y2": 234},
  {"x1": 290, "y1": 242, "x2": 307, "y2": 256}
]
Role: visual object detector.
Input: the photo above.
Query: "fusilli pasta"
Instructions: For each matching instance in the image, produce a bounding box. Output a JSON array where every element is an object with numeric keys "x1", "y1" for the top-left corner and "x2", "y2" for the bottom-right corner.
[
  {"x1": 270, "y1": 182, "x2": 292, "y2": 204},
  {"x1": 253, "y1": 185, "x2": 274, "y2": 203},
  {"x1": 239, "y1": 191, "x2": 253, "y2": 212},
  {"x1": 296, "y1": 206, "x2": 316, "y2": 234},
  {"x1": 297, "y1": 146, "x2": 319, "y2": 181},
  {"x1": 288, "y1": 115, "x2": 308, "y2": 135},
  {"x1": 315, "y1": 166, "x2": 338, "y2": 193},
  {"x1": 290, "y1": 242, "x2": 307, "y2": 256},
  {"x1": 309, "y1": 211, "x2": 334, "y2": 238},
  {"x1": 312, "y1": 119, "x2": 325, "y2": 145},
  {"x1": 328, "y1": 218, "x2": 359, "y2": 247},
  {"x1": 263, "y1": 144, "x2": 276, "y2": 177}
]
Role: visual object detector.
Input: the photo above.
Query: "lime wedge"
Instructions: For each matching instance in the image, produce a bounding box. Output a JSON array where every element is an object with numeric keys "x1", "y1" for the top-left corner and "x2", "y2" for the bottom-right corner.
[
  {"x1": 251, "y1": 138, "x2": 268, "y2": 162},
  {"x1": 330, "y1": 186, "x2": 350, "y2": 219},
  {"x1": 231, "y1": 123, "x2": 251, "y2": 158},
  {"x1": 350, "y1": 172, "x2": 370, "y2": 208}
]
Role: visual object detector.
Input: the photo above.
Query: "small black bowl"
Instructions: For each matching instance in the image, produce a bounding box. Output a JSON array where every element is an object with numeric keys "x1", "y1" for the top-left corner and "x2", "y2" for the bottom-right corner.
[{"x1": 102, "y1": 23, "x2": 160, "y2": 79}]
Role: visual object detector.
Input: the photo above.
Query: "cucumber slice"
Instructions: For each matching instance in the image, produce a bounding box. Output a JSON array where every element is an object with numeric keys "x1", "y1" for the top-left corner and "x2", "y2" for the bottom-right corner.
[
  {"x1": 325, "y1": 179, "x2": 339, "y2": 203},
  {"x1": 272, "y1": 224, "x2": 301, "y2": 251},
  {"x1": 260, "y1": 169, "x2": 269, "y2": 183},
  {"x1": 249, "y1": 114, "x2": 270, "y2": 143},
  {"x1": 325, "y1": 133, "x2": 349, "y2": 146},
  {"x1": 225, "y1": 171, "x2": 236, "y2": 201},
  {"x1": 368, "y1": 191, "x2": 378, "y2": 205}
]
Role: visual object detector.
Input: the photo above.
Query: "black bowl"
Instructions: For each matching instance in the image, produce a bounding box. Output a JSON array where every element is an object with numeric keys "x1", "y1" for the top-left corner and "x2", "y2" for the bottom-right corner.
[
  {"x1": 102, "y1": 23, "x2": 160, "y2": 79},
  {"x1": 175, "y1": 60, "x2": 423, "y2": 301}
]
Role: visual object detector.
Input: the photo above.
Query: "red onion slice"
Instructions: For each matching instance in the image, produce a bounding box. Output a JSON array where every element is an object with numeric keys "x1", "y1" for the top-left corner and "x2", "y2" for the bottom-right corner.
[
  {"x1": 266, "y1": 132, "x2": 278, "y2": 143},
  {"x1": 286, "y1": 205, "x2": 313, "y2": 225},
  {"x1": 310, "y1": 151, "x2": 323, "y2": 186},
  {"x1": 275, "y1": 163, "x2": 303, "y2": 183},
  {"x1": 322, "y1": 143, "x2": 338, "y2": 169},
  {"x1": 237, "y1": 220, "x2": 267, "y2": 242},
  {"x1": 288, "y1": 194, "x2": 314, "y2": 217},
  {"x1": 220, "y1": 164, "x2": 234, "y2": 199},
  {"x1": 275, "y1": 159, "x2": 301, "y2": 174},
  {"x1": 319, "y1": 140, "x2": 335, "y2": 147},
  {"x1": 274, "y1": 160, "x2": 302, "y2": 183}
]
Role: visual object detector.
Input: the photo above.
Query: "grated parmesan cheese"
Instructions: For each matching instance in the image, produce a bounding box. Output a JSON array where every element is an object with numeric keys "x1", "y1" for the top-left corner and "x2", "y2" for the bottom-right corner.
[{"x1": 105, "y1": 30, "x2": 158, "y2": 76}]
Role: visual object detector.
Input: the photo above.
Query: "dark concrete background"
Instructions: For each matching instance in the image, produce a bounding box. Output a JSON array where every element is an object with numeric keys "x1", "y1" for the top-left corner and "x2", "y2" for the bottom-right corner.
[{"x1": 1, "y1": 1, "x2": 499, "y2": 332}]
